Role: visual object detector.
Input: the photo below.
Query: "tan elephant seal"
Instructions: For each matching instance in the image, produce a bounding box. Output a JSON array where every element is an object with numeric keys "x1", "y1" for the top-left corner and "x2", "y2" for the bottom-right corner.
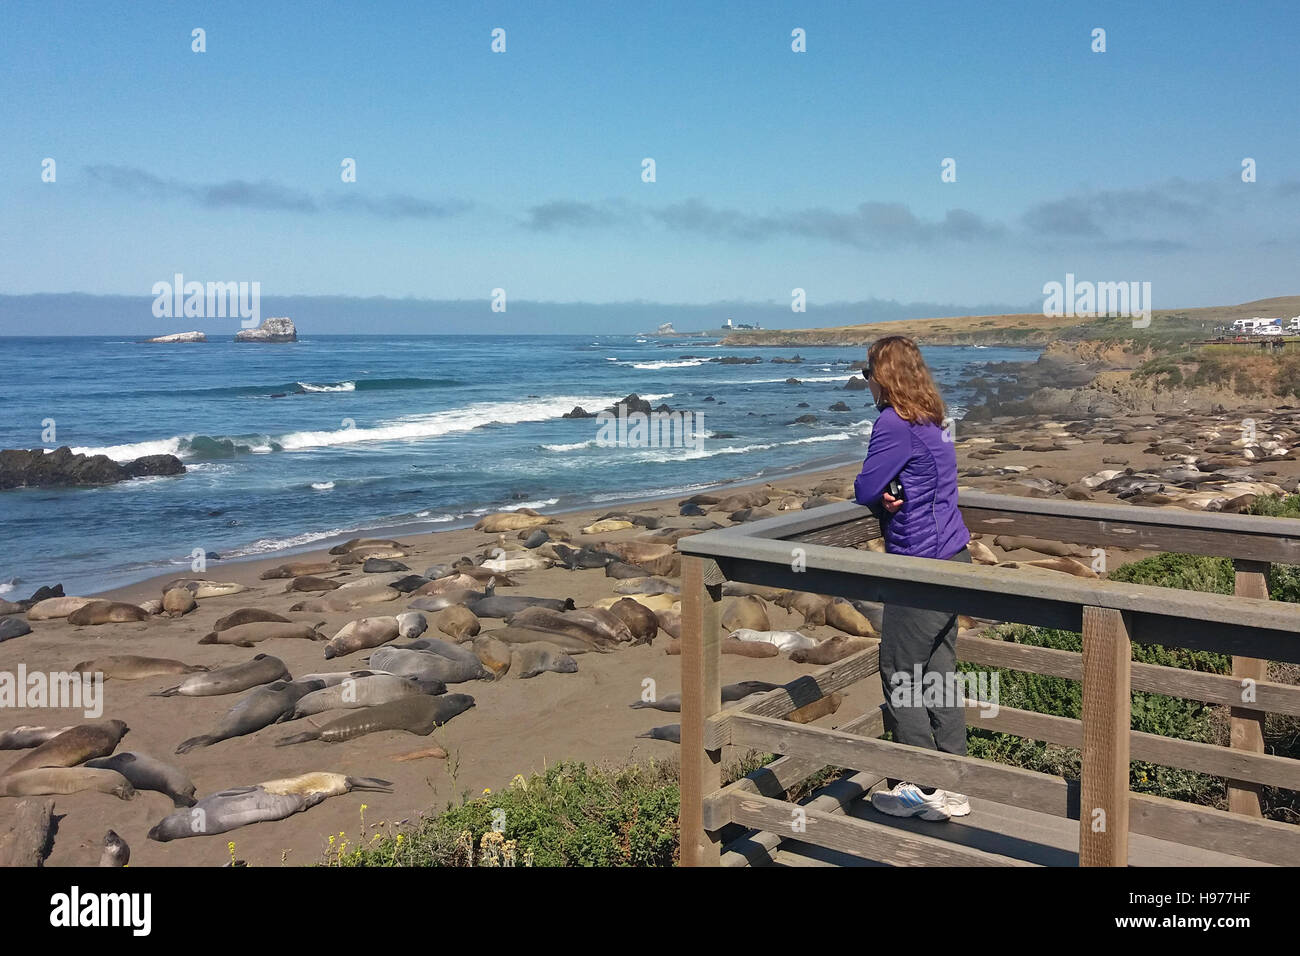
[
  {"x1": 67, "y1": 601, "x2": 150, "y2": 625},
  {"x1": 435, "y1": 605, "x2": 481, "y2": 641},
  {"x1": 721, "y1": 596, "x2": 770, "y2": 632},
  {"x1": 824, "y1": 598, "x2": 877, "y2": 637},
  {"x1": 26, "y1": 596, "x2": 94, "y2": 621},
  {"x1": 0, "y1": 767, "x2": 135, "y2": 800},
  {"x1": 509, "y1": 643, "x2": 578, "y2": 679},
  {"x1": 323, "y1": 616, "x2": 401, "y2": 659},
  {"x1": 471, "y1": 635, "x2": 513, "y2": 678},
  {"x1": 4, "y1": 720, "x2": 130, "y2": 776},
  {"x1": 607, "y1": 597, "x2": 659, "y2": 644},
  {"x1": 72, "y1": 655, "x2": 206, "y2": 680},
  {"x1": 213, "y1": 608, "x2": 292, "y2": 631},
  {"x1": 790, "y1": 634, "x2": 875, "y2": 665},
  {"x1": 199, "y1": 621, "x2": 324, "y2": 647},
  {"x1": 162, "y1": 587, "x2": 197, "y2": 617}
]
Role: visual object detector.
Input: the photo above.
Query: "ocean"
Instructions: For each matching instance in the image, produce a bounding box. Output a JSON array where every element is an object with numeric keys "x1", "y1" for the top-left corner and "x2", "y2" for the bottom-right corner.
[{"x1": 0, "y1": 334, "x2": 1037, "y2": 594}]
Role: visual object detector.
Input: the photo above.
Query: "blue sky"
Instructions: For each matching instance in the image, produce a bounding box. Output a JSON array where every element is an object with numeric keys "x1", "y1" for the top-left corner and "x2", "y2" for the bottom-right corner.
[{"x1": 1, "y1": 0, "x2": 1298, "y2": 330}]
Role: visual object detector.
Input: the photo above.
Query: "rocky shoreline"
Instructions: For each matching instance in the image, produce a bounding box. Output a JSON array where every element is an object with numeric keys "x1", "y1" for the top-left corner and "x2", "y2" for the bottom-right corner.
[{"x1": 0, "y1": 447, "x2": 185, "y2": 490}]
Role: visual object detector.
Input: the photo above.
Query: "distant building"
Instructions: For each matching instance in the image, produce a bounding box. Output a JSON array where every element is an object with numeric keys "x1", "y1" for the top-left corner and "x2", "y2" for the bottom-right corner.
[{"x1": 722, "y1": 317, "x2": 733, "y2": 329}]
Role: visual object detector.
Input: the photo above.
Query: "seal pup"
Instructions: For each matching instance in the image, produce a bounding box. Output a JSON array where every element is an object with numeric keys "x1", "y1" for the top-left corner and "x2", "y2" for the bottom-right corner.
[
  {"x1": 290, "y1": 675, "x2": 441, "y2": 719},
  {"x1": 0, "y1": 767, "x2": 135, "y2": 800},
  {"x1": 100, "y1": 830, "x2": 130, "y2": 866},
  {"x1": 154, "y1": 654, "x2": 289, "y2": 697},
  {"x1": 395, "y1": 611, "x2": 427, "y2": 639},
  {"x1": 162, "y1": 587, "x2": 197, "y2": 617},
  {"x1": 484, "y1": 626, "x2": 607, "y2": 655},
  {"x1": 0, "y1": 726, "x2": 73, "y2": 750},
  {"x1": 790, "y1": 635, "x2": 875, "y2": 665},
  {"x1": 275, "y1": 694, "x2": 476, "y2": 745},
  {"x1": 85, "y1": 752, "x2": 197, "y2": 807},
  {"x1": 0, "y1": 618, "x2": 32, "y2": 642},
  {"x1": 199, "y1": 620, "x2": 324, "y2": 647},
  {"x1": 213, "y1": 608, "x2": 292, "y2": 631},
  {"x1": 323, "y1": 616, "x2": 401, "y2": 659},
  {"x1": 72, "y1": 656, "x2": 207, "y2": 681},
  {"x1": 471, "y1": 635, "x2": 513, "y2": 678},
  {"x1": 629, "y1": 680, "x2": 778, "y2": 712},
  {"x1": 260, "y1": 561, "x2": 334, "y2": 579},
  {"x1": 407, "y1": 588, "x2": 488, "y2": 612},
  {"x1": 148, "y1": 772, "x2": 393, "y2": 841},
  {"x1": 175, "y1": 680, "x2": 324, "y2": 753},
  {"x1": 160, "y1": 579, "x2": 247, "y2": 599},
  {"x1": 509, "y1": 643, "x2": 578, "y2": 679},
  {"x1": 3, "y1": 720, "x2": 129, "y2": 776}
]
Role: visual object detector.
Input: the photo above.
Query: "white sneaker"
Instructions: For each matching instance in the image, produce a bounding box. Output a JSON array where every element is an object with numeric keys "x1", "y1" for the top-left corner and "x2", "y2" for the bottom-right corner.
[
  {"x1": 942, "y1": 791, "x2": 971, "y2": 817},
  {"x1": 870, "y1": 782, "x2": 951, "y2": 821}
]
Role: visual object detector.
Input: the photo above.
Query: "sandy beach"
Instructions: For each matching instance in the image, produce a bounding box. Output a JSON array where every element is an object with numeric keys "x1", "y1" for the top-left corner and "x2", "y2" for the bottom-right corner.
[{"x1": 3, "y1": 401, "x2": 1298, "y2": 867}]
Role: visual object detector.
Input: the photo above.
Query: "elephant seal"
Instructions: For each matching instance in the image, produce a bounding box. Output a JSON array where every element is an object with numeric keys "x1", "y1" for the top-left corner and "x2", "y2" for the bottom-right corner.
[
  {"x1": 161, "y1": 579, "x2": 247, "y2": 599},
  {"x1": 598, "y1": 541, "x2": 678, "y2": 576},
  {"x1": 389, "y1": 574, "x2": 432, "y2": 594},
  {"x1": 26, "y1": 596, "x2": 94, "y2": 621},
  {"x1": 367, "y1": 647, "x2": 487, "y2": 684},
  {"x1": 636, "y1": 725, "x2": 680, "y2": 743},
  {"x1": 721, "y1": 596, "x2": 770, "y2": 632},
  {"x1": 654, "y1": 608, "x2": 681, "y2": 639},
  {"x1": 276, "y1": 694, "x2": 476, "y2": 745},
  {"x1": 176, "y1": 680, "x2": 325, "y2": 753},
  {"x1": 287, "y1": 575, "x2": 340, "y2": 592},
  {"x1": 323, "y1": 616, "x2": 400, "y2": 659},
  {"x1": 593, "y1": 592, "x2": 675, "y2": 612},
  {"x1": 396, "y1": 612, "x2": 427, "y2": 639},
  {"x1": 522, "y1": 529, "x2": 549, "y2": 549},
  {"x1": 467, "y1": 594, "x2": 575, "y2": 618},
  {"x1": 479, "y1": 554, "x2": 552, "y2": 573},
  {"x1": 332, "y1": 546, "x2": 406, "y2": 566},
  {"x1": 1000, "y1": 557, "x2": 1097, "y2": 578},
  {"x1": 100, "y1": 830, "x2": 130, "y2": 867},
  {"x1": 292, "y1": 587, "x2": 399, "y2": 612},
  {"x1": 407, "y1": 588, "x2": 488, "y2": 612},
  {"x1": 664, "y1": 637, "x2": 780, "y2": 658},
  {"x1": 723, "y1": 582, "x2": 788, "y2": 601},
  {"x1": 413, "y1": 573, "x2": 483, "y2": 595},
  {"x1": 3, "y1": 720, "x2": 129, "y2": 776},
  {"x1": 213, "y1": 608, "x2": 292, "y2": 631},
  {"x1": 824, "y1": 598, "x2": 877, "y2": 637},
  {"x1": 154, "y1": 654, "x2": 289, "y2": 697},
  {"x1": 606, "y1": 598, "x2": 659, "y2": 644},
  {"x1": 199, "y1": 620, "x2": 324, "y2": 647},
  {"x1": 614, "y1": 576, "x2": 679, "y2": 595},
  {"x1": 781, "y1": 591, "x2": 830, "y2": 626},
  {"x1": 967, "y1": 539, "x2": 999, "y2": 565},
  {"x1": 484, "y1": 625, "x2": 607, "y2": 655},
  {"x1": 72, "y1": 655, "x2": 207, "y2": 680},
  {"x1": 0, "y1": 725, "x2": 73, "y2": 750},
  {"x1": 508, "y1": 606, "x2": 630, "y2": 647},
  {"x1": 0, "y1": 767, "x2": 135, "y2": 800},
  {"x1": 162, "y1": 587, "x2": 197, "y2": 617},
  {"x1": 330, "y1": 537, "x2": 410, "y2": 554},
  {"x1": 790, "y1": 635, "x2": 875, "y2": 665},
  {"x1": 435, "y1": 606, "x2": 481, "y2": 641},
  {"x1": 471, "y1": 635, "x2": 513, "y2": 678},
  {"x1": 290, "y1": 674, "x2": 440, "y2": 719},
  {"x1": 148, "y1": 773, "x2": 393, "y2": 841},
  {"x1": 259, "y1": 561, "x2": 334, "y2": 579},
  {"x1": 67, "y1": 601, "x2": 150, "y2": 626},
  {"x1": 140, "y1": 599, "x2": 164, "y2": 615},
  {"x1": 510, "y1": 643, "x2": 578, "y2": 679},
  {"x1": 474, "y1": 512, "x2": 553, "y2": 533},
  {"x1": 993, "y1": 535, "x2": 1092, "y2": 559},
  {"x1": 363, "y1": 558, "x2": 410, "y2": 573},
  {"x1": 398, "y1": 636, "x2": 486, "y2": 669},
  {"x1": 629, "y1": 680, "x2": 778, "y2": 712},
  {"x1": 85, "y1": 752, "x2": 197, "y2": 807},
  {"x1": 582, "y1": 518, "x2": 634, "y2": 534},
  {"x1": 0, "y1": 618, "x2": 32, "y2": 642},
  {"x1": 550, "y1": 544, "x2": 620, "y2": 570}
]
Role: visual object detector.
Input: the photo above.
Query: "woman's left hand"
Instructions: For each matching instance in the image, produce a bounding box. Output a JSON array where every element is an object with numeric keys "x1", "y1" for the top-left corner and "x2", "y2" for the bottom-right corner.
[{"x1": 882, "y1": 492, "x2": 903, "y2": 513}]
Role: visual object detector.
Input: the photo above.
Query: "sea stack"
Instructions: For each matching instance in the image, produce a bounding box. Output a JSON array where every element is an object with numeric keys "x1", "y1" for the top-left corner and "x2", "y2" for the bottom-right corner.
[
  {"x1": 235, "y1": 317, "x2": 297, "y2": 342},
  {"x1": 146, "y1": 331, "x2": 206, "y2": 343}
]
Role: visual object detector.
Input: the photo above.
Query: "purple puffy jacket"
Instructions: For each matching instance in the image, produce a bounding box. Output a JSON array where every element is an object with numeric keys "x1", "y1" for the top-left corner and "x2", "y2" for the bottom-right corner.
[{"x1": 852, "y1": 405, "x2": 970, "y2": 559}]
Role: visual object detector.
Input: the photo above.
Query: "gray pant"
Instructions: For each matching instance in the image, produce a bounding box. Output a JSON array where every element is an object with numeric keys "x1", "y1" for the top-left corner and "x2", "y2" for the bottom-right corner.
[{"x1": 879, "y1": 546, "x2": 971, "y2": 771}]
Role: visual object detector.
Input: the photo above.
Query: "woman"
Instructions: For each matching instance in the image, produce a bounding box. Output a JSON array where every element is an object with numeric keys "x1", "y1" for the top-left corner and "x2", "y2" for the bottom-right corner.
[{"x1": 852, "y1": 335, "x2": 972, "y2": 822}]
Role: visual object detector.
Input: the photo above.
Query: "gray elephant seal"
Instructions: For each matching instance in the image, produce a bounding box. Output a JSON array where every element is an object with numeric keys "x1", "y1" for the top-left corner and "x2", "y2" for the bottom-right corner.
[
  {"x1": 199, "y1": 621, "x2": 324, "y2": 646},
  {"x1": 0, "y1": 618, "x2": 32, "y2": 642},
  {"x1": 213, "y1": 608, "x2": 291, "y2": 631},
  {"x1": 290, "y1": 674, "x2": 440, "y2": 719},
  {"x1": 394, "y1": 636, "x2": 483, "y2": 668},
  {"x1": 286, "y1": 575, "x2": 340, "y2": 593},
  {"x1": 636, "y1": 725, "x2": 681, "y2": 744},
  {"x1": 483, "y1": 625, "x2": 607, "y2": 655},
  {"x1": 323, "y1": 616, "x2": 400, "y2": 659},
  {"x1": 85, "y1": 752, "x2": 197, "y2": 807},
  {"x1": 408, "y1": 588, "x2": 489, "y2": 612},
  {"x1": 175, "y1": 680, "x2": 324, "y2": 753},
  {"x1": 73, "y1": 655, "x2": 207, "y2": 680},
  {"x1": 507, "y1": 607, "x2": 629, "y2": 648},
  {"x1": 396, "y1": 611, "x2": 427, "y2": 639},
  {"x1": 4, "y1": 720, "x2": 129, "y2": 776},
  {"x1": 0, "y1": 725, "x2": 73, "y2": 750},
  {"x1": 0, "y1": 767, "x2": 135, "y2": 799},
  {"x1": 100, "y1": 830, "x2": 130, "y2": 866},
  {"x1": 509, "y1": 644, "x2": 578, "y2": 679},
  {"x1": 467, "y1": 595, "x2": 576, "y2": 618},
  {"x1": 154, "y1": 654, "x2": 289, "y2": 697},
  {"x1": 259, "y1": 561, "x2": 334, "y2": 579},
  {"x1": 629, "y1": 680, "x2": 778, "y2": 712},
  {"x1": 368, "y1": 647, "x2": 487, "y2": 684},
  {"x1": 148, "y1": 772, "x2": 392, "y2": 841},
  {"x1": 67, "y1": 601, "x2": 150, "y2": 626},
  {"x1": 276, "y1": 694, "x2": 476, "y2": 745}
]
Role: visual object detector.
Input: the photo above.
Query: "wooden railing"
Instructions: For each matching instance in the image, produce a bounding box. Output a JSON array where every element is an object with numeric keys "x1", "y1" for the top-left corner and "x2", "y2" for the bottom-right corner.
[{"x1": 676, "y1": 491, "x2": 1300, "y2": 866}]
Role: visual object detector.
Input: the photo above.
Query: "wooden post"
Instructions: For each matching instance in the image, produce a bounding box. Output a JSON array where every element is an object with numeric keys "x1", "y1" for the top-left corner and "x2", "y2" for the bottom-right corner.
[
  {"x1": 1079, "y1": 606, "x2": 1132, "y2": 866},
  {"x1": 680, "y1": 555, "x2": 724, "y2": 866},
  {"x1": 1229, "y1": 559, "x2": 1269, "y2": 817}
]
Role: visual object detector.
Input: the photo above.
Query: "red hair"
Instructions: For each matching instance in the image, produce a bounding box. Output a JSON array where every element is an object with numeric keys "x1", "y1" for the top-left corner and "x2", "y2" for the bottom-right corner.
[{"x1": 867, "y1": 336, "x2": 946, "y2": 426}]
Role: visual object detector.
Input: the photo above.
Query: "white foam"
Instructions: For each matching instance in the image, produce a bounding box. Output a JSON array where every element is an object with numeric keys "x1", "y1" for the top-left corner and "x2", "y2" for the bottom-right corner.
[
  {"x1": 68, "y1": 436, "x2": 187, "y2": 460},
  {"x1": 630, "y1": 359, "x2": 707, "y2": 370},
  {"x1": 298, "y1": 381, "x2": 356, "y2": 392},
  {"x1": 311, "y1": 481, "x2": 335, "y2": 490}
]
